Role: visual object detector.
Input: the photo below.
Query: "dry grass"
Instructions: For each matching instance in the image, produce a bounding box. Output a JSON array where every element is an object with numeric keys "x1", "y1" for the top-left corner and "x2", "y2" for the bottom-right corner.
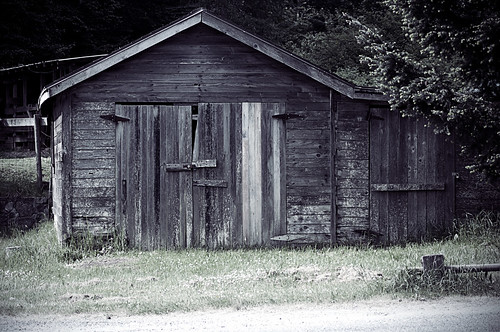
[{"x1": 0, "y1": 212, "x2": 499, "y2": 316}]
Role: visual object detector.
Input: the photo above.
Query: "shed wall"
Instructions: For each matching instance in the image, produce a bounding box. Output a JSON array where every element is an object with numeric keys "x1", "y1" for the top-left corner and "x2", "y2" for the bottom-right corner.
[
  {"x1": 52, "y1": 94, "x2": 72, "y2": 243},
  {"x1": 62, "y1": 24, "x2": 334, "y2": 245}
]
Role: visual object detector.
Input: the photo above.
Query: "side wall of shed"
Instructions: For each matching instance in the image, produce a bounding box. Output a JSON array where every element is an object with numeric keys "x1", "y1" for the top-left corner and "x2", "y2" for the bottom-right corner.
[{"x1": 51, "y1": 94, "x2": 72, "y2": 243}]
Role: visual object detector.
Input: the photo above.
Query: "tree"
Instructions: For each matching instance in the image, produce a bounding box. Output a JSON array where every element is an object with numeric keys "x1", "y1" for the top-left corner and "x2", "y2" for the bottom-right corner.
[{"x1": 350, "y1": 0, "x2": 500, "y2": 181}]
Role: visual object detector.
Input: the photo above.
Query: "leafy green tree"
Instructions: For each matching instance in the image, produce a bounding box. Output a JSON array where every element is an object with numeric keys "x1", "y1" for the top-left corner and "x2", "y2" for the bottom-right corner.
[{"x1": 351, "y1": 0, "x2": 500, "y2": 180}]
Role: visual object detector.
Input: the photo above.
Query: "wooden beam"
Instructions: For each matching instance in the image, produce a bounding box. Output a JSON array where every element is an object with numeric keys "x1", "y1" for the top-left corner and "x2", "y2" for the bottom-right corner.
[
  {"x1": 1, "y1": 117, "x2": 48, "y2": 127},
  {"x1": 421, "y1": 254, "x2": 500, "y2": 274},
  {"x1": 33, "y1": 114, "x2": 43, "y2": 192},
  {"x1": 270, "y1": 233, "x2": 331, "y2": 244},
  {"x1": 371, "y1": 183, "x2": 445, "y2": 191},
  {"x1": 193, "y1": 179, "x2": 228, "y2": 188},
  {"x1": 447, "y1": 264, "x2": 500, "y2": 273}
]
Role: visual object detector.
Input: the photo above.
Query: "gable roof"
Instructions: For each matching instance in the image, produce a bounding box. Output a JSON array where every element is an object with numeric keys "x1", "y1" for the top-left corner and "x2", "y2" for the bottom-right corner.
[{"x1": 38, "y1": 8, "x2": 386, "y2": 108}]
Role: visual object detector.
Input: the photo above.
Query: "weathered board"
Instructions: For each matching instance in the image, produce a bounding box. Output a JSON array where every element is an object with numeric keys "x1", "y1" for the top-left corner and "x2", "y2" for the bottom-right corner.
[{"x1": 369, "y1": 107, "x2": 455, "y2": 244}]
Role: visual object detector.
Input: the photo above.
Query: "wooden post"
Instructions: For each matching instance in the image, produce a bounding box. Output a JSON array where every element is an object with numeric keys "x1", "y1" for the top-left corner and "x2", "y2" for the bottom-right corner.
[
  {"x1": 422, "y1": 254, "x2": 445, "y2": 277},
  {"x1": 33, "y1": 113, "x2": 43, "y2": 192}
]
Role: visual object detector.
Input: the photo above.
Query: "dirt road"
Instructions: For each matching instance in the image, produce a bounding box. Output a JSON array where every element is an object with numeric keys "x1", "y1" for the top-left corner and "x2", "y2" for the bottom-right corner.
[{"x1": 1, "y1": 296, "x2": 499, "y2": 331}]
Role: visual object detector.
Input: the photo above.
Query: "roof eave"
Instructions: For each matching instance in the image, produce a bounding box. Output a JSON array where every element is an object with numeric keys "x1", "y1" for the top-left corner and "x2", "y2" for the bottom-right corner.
[
  {"x1": 37, "y1": 10, "x2": 203, "y2": 110},
  {"x1": 38, "y1": 8, "x2": 387, "y2": 109}
]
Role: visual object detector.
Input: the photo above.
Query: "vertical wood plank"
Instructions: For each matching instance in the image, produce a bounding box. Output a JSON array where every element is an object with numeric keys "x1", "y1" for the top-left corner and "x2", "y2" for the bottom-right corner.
[
  {"x1": 62, "y1": 95, "x2": 73, "y2": 242},
  {"x1": 133, "y1": 106, "x2": 142, "y2": 248},
  {"x1": 369, "y1": 108, "x2": 382, "y2": 242},
  {"x1": 398, "y1": 114, "x2": 408, "y2": 242},
  {"x1": 140, "y1": 106, "x2": 149, "y2": 249},
  {"x1": 241, "y1": 102, "x2": 250, "y2": 245},
  {"x1": 222, "y1": 103, "x2": 232, "y2": 247},
  {"x1": 426, "y1": 122, "x2": 437, "y2": 240},
  {"x1": 387, "y1": 110, "x2": 399, "y2": 244},
  {"x1": 249, "y1": 103, "x2": 263, "y2": 246},
  {"x1": 407, "y1": 116, "x2": 419, "y2": 241},
  {"x1": 192, "y1": 104, "x2": 202, "y2": 247},
  {"x1": 180, "y1": 106, "x2": 193, "y2": 248},
  {"x1": 416, "y1": 117, "x2": 427, "y2": 241},
  {"x1": 444, "y1": 134, "x2": 455, "y2": 235},
  {"x1": 159, "y1": 106, "x2": 168, "y2": 249},
  {"x1": 261, "y1": 103, "x2": 272, "y2": 245},
  {"x1": 380, "y1": 110, "x2": 390, "y2": 245},
  {"x1": 435, "y1": 127, "x2": 445, "y2": 238},
  {"x1": 231, "y1": 103, "x2": 243, "y2": 246}
]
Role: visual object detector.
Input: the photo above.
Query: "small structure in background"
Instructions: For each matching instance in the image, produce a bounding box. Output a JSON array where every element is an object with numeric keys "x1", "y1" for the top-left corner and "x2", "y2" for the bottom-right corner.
[{"x1": 0, "y1": 55, "x2": 105, "y2": 150}]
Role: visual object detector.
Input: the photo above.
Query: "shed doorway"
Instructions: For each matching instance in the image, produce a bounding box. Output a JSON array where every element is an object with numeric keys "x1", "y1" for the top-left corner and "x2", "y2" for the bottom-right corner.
[{"x1": 115, "y1": 102, "x2": 286, "y2": 249}]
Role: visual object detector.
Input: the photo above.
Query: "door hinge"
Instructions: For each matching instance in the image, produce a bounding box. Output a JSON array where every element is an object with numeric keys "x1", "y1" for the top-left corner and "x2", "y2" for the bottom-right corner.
[{"x1": 100, "y1": 114, "x2": 130, "y2": 122}]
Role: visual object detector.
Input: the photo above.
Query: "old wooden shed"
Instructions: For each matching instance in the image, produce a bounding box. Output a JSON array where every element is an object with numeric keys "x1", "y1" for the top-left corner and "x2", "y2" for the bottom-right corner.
[{"x1": 39, "y1": 9, "x2": 492, "y2": 249}]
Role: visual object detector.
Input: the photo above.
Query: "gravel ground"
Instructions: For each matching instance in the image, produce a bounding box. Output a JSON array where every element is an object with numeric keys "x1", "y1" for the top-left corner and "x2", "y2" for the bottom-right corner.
[{"x1": 1, "y1": 296, "x2": 499, "y2": 332}]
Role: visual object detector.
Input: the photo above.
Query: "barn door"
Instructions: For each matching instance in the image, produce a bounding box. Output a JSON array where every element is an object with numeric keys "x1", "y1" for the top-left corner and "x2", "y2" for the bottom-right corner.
[
  {"x1": 116, "y1": 103, "x2": 286, "y2": 250},
  {"x1": 116, "y1": 104, "x2": 194, "y2": 250},
  {"x1": 369, "y1": 107, "x2": 455, "y2": 245},
  {"x1": 193, "y1": 103, "x2": 286, "y2": 248}
]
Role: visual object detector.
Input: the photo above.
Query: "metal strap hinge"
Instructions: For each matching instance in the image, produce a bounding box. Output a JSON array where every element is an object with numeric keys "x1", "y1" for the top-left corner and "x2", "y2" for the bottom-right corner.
[{"x1": 100, "y1": 114, "x2": 130, "y2": 122}]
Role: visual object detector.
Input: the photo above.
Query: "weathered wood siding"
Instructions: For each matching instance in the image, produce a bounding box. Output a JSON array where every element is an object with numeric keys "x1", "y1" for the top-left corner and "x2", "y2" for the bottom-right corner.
[
  {"x1": 52, "y1": 94, "x2": 72, "y2": 243},
  {"x1": 63, "y1": 24, "x2": 331, "y2": 247},
  {"x1": 369, "y1": 107, "x2": 455, "y2": 244},
  {"x1": 334, "y1": 95, "x2": 370, "y2": 244},
  {"x1": 70, "y1": 101, "x2": 115, "y2": 236}
]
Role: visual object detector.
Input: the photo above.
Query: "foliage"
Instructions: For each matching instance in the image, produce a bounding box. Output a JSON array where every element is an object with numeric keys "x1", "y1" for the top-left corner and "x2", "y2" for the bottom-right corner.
[
  {"x1": 0, "y1": 0, "x2": 201, "y2": 67},
  {"x1": 0, "y1": 0, "x2": 396, "y2": 86},
  {"x1": 1, "y1": 214, "x2": 499, "y2": 315},
  {"x1": 350, "y1": 0, "x2": 500, "y2": 180}
]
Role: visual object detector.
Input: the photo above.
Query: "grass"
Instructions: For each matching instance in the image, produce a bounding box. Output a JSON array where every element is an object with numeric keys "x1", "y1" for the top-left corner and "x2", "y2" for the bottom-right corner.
[
  {"x1": 0, "y1": 212, "x2": 499, "y2": 316},
  {"x1": 0, "y1": 151, "x2": 51, "y2": 197}
]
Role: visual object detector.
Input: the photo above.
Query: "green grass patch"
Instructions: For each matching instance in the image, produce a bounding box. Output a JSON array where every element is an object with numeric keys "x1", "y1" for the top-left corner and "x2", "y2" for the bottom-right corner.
[
  {"x1": 0, "y1": 152, "x2": 51, "y2": 197},
  {"x1": 0, "y1": 212, "x2": 499, "y2": 315}
]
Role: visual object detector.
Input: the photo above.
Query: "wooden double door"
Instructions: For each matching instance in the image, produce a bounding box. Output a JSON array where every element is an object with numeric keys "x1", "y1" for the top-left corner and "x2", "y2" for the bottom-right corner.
[{"x1": 115, "y1": 103, "x2": 286, "y2": 249}]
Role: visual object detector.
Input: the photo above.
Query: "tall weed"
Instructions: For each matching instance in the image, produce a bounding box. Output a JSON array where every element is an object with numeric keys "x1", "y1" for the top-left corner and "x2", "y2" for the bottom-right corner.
[{"x1": 394, "y1": 211, "x2": 500, "y2": 298}]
